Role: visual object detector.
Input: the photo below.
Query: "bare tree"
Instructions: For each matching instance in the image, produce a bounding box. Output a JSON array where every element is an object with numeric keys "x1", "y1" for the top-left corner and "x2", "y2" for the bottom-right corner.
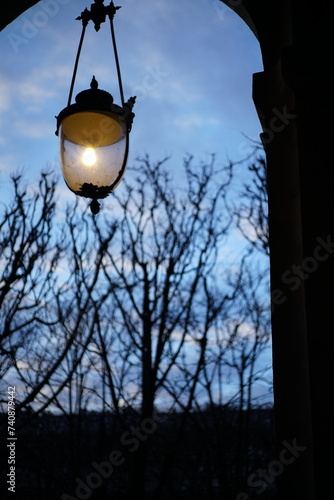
[
  {"x1": 84, "y1": 155, "x2": 236, "y2": 497},
  {"x1": 231, "y1": 146, "x2": 268, "y2": 255},
  {"x1": 0, "y1": 172, "x2": 61, "y2": 382},
  {"x1": 0, "y1": 153, "x2": 272, "y2": 499}
]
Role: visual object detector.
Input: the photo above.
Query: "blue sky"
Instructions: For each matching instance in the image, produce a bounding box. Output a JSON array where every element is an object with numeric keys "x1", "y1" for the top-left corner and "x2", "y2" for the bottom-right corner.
[
  {"x1": 1, "y1": 0, "x2": 273, "y2": 407},
  {"x1": 0, "y1": 0, "x2": 263, "y2": 202}
]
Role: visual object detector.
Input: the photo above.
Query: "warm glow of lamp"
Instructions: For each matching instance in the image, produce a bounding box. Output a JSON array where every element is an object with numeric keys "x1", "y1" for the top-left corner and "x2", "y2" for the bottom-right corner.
[
  {"x1": 57, "y1": 80, "x2": 133, "y2": 201},
  {"x1": 82, "y1": 147, "x2": 97, "y2": 167}
]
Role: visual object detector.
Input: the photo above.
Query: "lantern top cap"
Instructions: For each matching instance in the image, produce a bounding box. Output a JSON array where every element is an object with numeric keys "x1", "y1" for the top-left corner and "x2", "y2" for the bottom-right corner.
[
  {"x1": 75, "y1": 76, "x2": 114, "y2": 108},
  {"x1": 55, "y1": 77, "x2": 136, "y2": 136}
]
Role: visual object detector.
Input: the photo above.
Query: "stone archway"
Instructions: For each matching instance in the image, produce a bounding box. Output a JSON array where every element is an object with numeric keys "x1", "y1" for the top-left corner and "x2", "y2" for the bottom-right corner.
[
  {"x1": 1, "y1": 0, "x2": 41, "y2": 32},
  {"x1": 2, "y1": 2, "x2": 334, "y2": 499}
]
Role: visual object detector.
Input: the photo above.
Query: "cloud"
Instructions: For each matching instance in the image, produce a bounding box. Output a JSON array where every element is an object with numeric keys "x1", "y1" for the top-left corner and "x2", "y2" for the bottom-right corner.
[
  {"x1": 176, "y1": 114, "x2": 220, "y2": 129},
  {"x1": 13, "y1": 118, "x2": 54, "y2": 138},
  {"x1": 0, "y1": 0, "x2": 263, "y2": 186},
  {"x1": 0, "y1": 80, "x2": 11, "y2": 110},
  {"x1": 17, "y1": 80, "x2": 55, "y2": 104},
  {"x1": 0, "y1": 153, "x2": 20, "y2": 177}
]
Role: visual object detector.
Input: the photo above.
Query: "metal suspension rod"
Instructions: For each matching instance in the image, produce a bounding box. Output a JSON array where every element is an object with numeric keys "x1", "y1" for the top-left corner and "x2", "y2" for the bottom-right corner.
[
  {"x1": 67, "y1": 23, "x2": 87, "y2": 107},
  {"x1": 109, "y1": 15, "x2": 125, "y2": 107}
]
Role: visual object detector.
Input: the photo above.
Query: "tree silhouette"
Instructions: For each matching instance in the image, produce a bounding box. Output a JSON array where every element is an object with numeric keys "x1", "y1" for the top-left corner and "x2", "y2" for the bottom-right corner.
[
  {"x1": 0, "y1": 172, "x2": 60, "y2": 378},
  {"x1": 231, "y1": 147, "x2": 268, "y2": 255},
  {"x1": 0, "y1": 153, "x2": 273, "y2": 499}
]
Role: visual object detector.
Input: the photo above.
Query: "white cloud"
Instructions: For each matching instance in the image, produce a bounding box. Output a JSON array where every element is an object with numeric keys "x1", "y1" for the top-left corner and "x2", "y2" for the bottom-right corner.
[
  {"x1": 17, "y1": 80, "x2": 54, "y2": 99},
  {"x1": 0, "y1": 80, "x2": 11, "y2": 110},
  {"x1": 14, "y1": 119, "x2": 54, "y2": 139},
  {"x1": 0, "y1": 0, "x2": 263, "y2": 183},
  {"x1": 176, "y1": 114, "x2": 220, "y2": 129}
]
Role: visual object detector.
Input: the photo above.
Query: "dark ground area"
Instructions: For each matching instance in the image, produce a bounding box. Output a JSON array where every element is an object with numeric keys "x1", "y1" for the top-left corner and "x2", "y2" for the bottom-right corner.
[{"x1": 0, "y1": 407, "x2": 277, "y2": 500}]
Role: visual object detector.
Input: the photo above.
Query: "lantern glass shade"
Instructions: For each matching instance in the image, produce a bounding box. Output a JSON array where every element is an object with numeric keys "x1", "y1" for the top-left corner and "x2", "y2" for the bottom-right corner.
[{"x1": 58, "y1": 109, "x2": 127, "y2": 196}]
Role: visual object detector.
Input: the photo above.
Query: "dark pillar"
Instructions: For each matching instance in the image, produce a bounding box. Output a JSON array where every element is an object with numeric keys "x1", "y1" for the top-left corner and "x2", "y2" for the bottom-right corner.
[
  {"x1": 291, "y1": 3, "x2": 334, "y2": 497},
  {"x1": 252, "y1": 2, "x2": 334, "y2": 498},
  {"x1": 253, "y1": 57, "x2": 314, "y2": 499}
]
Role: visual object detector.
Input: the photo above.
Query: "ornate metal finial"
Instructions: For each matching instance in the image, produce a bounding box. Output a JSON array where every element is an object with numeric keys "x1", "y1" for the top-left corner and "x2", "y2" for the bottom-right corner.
[
  {"x1": 76, "y1": 0, "x2": 121, "y2": 31},
  {"x1": 89, "y1": 199, "x2": 101, "y2": 215},
  {"x1": 90, "y1": 75, "x2": 98, "y2": 90}
]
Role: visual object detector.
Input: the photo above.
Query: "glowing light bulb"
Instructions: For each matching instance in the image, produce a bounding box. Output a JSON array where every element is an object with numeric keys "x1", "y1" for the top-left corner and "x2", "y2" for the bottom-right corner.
[{"x1": 82, "y1": 147, "x2": 96, "y2": 167}]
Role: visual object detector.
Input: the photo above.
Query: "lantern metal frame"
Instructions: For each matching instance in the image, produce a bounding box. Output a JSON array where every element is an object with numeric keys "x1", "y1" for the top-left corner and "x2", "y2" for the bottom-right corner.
[{"x1": 55, "y1": 0, "x2": 135, "y2": 214}]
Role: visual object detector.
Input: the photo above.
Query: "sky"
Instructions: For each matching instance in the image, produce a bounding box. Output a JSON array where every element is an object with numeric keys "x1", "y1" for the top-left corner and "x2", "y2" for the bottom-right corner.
[
  {"x1": 0, "y1": 0, "x2": 264, "y2": 204},
  {"x1": 0, "y1": 0, "x2": 272, "y2": 406}
]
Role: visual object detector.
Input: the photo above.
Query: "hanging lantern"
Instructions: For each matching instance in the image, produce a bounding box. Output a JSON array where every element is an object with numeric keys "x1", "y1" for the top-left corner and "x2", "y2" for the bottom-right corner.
[{"x1": 55, "y1": 0, "x2": 135, "y2": 214}]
